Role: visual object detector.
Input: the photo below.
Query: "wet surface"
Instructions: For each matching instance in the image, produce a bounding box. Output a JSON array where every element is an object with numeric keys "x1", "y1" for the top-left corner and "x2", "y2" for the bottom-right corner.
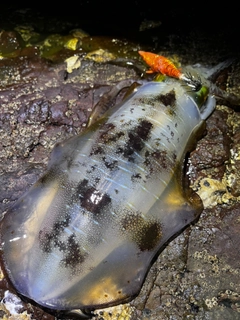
[{"x1": 0, "y1": 4, "x2": 240, "y2": 320}]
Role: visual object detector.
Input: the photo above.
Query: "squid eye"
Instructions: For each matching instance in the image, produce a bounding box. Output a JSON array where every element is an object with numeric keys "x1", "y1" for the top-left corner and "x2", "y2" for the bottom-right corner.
[{"x1": 187, "y1": 85, "x2": 209, "y2": 108}]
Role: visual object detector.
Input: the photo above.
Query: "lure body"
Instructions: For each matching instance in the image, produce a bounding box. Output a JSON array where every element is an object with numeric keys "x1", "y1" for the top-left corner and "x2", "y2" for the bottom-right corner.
[
  {"x1": 139, "y1": 51, "x2": 183, "y2": 79},
  {"x1": 0, "y1": 75, "x2": 215, "y2": 312}
]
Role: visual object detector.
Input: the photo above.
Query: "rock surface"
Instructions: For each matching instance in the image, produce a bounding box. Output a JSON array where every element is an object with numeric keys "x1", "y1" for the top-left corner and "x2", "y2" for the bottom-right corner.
[{"x1": 0, "y1": 5, "x2": 240, "y2": 320}]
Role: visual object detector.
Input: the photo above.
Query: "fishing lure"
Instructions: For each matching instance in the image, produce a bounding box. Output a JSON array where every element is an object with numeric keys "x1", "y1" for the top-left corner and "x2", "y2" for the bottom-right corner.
[
  {"x1": 0, "y1": 55, "x2": 217, "y2": 317},
  {"x1": 139, "y1": 51, "x2": 203, "y2": 91},
  {"x1": 139, "y1": 50, "x2": 183, "y2": 78}
]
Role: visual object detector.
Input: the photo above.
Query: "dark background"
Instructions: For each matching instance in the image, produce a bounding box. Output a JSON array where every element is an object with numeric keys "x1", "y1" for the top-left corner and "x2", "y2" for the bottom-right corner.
[{"x1": 0, "y1": 2, "x2": 238, "y2": 54}]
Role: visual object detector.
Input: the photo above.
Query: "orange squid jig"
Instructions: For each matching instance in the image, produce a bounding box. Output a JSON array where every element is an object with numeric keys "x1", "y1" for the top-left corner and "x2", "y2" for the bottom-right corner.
[
  {"x1": 139, "y1": 51, "x2": 204, "y2": 91},
  {"x1": 139, "y1": 51, "x2": 189, "y2": 81}
]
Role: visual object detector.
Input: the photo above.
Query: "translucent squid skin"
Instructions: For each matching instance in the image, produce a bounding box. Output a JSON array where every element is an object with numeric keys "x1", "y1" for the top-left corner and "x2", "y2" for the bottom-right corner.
[{"x1": 0, "y1": 78, "x2": 216, "y2": 312}]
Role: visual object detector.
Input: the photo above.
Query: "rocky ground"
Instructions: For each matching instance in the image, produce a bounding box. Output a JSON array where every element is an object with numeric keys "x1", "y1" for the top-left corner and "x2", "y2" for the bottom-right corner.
[{"x1": 0, "y1": 4, "x2": 240, "y2": 320}]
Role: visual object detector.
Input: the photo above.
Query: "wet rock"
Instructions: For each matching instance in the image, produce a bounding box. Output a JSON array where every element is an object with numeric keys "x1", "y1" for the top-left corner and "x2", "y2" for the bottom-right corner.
[
  {"x1": 0, "y1": 6, "x2": 240, "y2": 320},
  {"x1": 189, "y1": 109, "x2": 231, "y2": 181},
  {"x1": 0, "y1": 30, "x2": 24, "y2": 57}
]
